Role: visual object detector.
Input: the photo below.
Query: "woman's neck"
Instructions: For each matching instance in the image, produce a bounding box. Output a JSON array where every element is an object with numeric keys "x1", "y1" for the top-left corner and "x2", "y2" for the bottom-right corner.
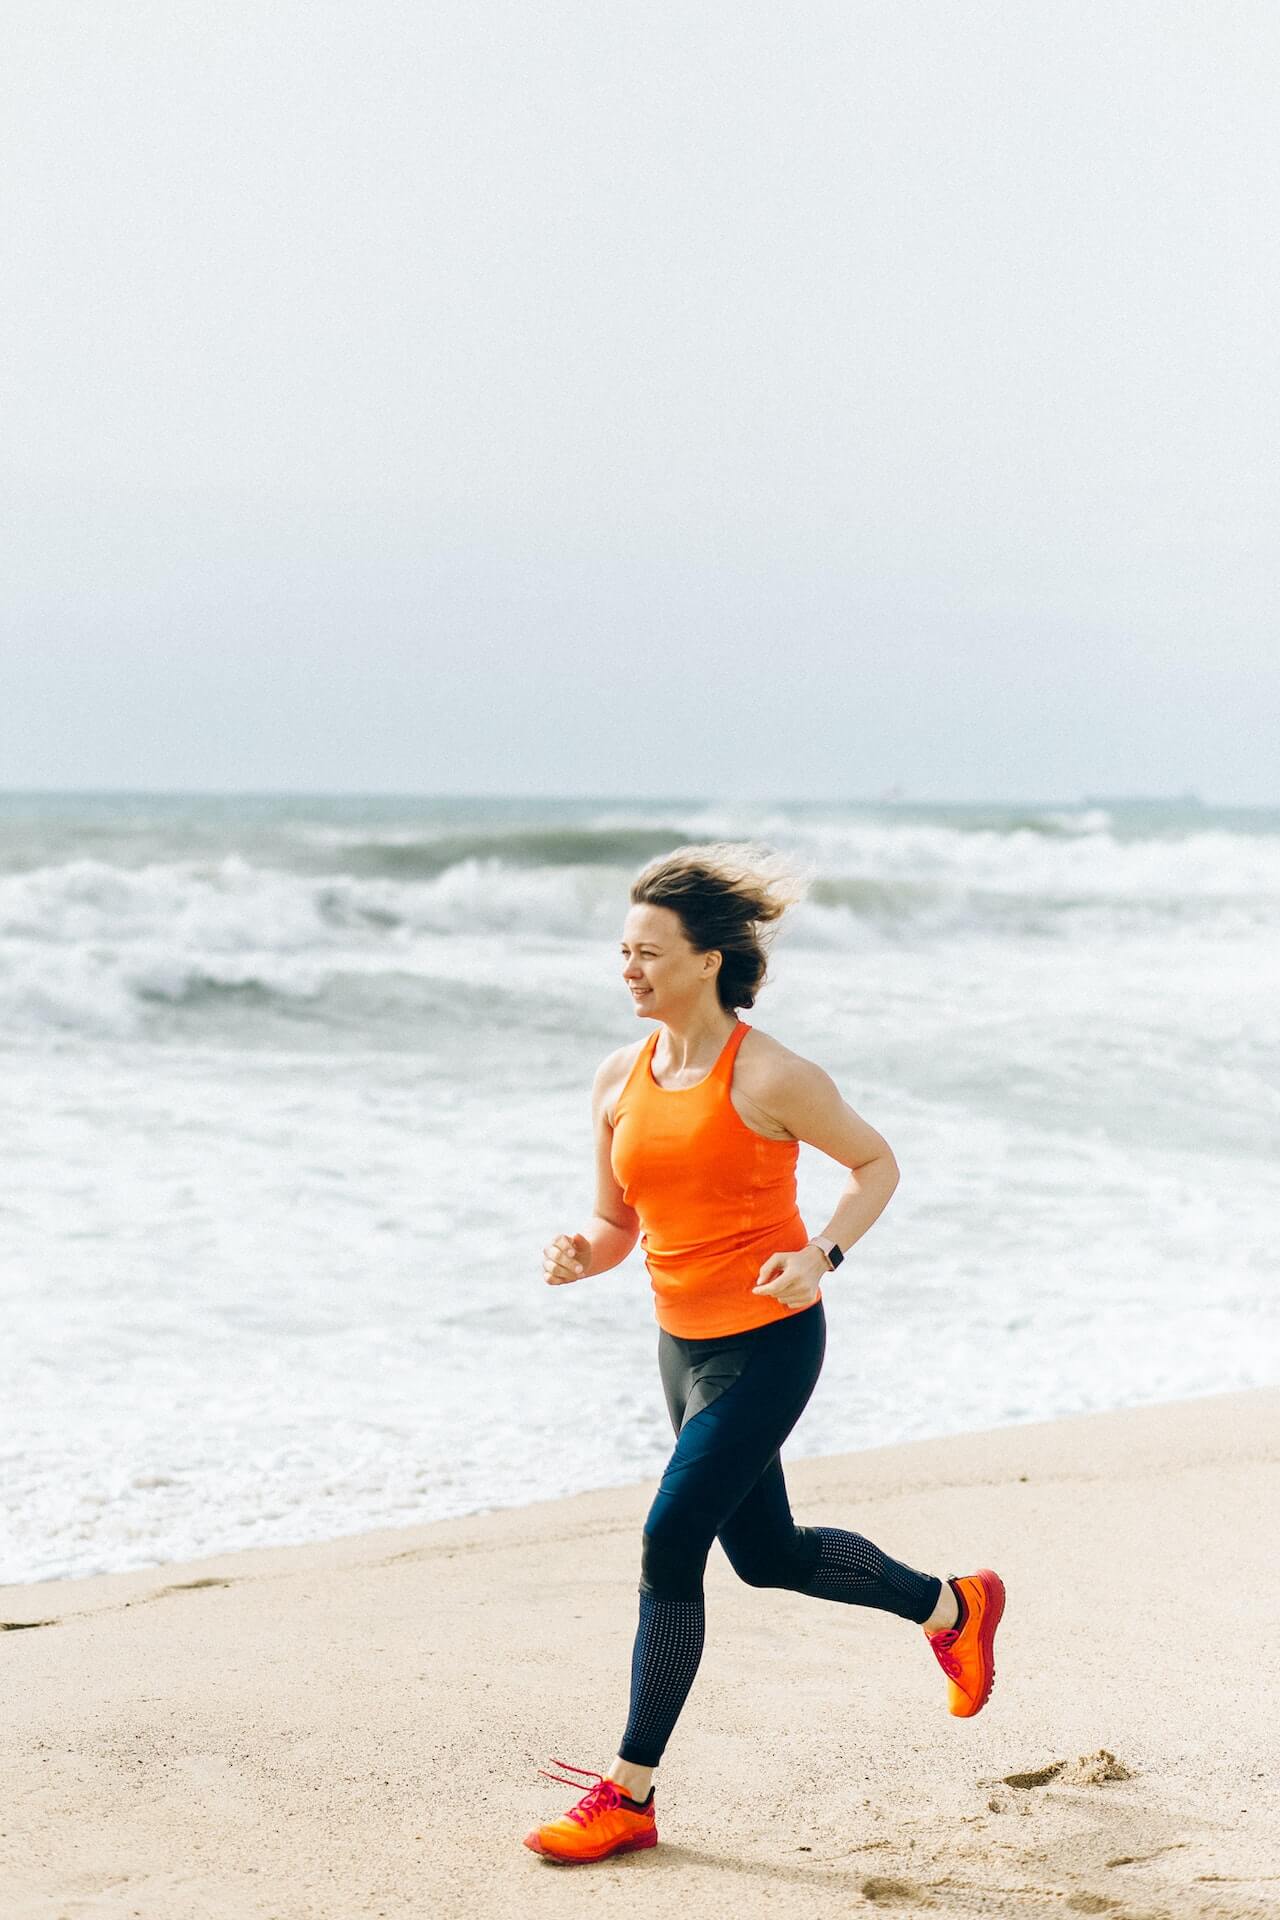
[{"x1": 653, "y1": 1008, "x2": 738, "y2": 1074}]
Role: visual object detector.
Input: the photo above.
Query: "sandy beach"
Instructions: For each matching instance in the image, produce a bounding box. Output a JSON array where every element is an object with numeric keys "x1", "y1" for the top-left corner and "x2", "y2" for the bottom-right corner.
[{"x1": 3, "y1": 1385, "x2": 1277, "y2": 1919}]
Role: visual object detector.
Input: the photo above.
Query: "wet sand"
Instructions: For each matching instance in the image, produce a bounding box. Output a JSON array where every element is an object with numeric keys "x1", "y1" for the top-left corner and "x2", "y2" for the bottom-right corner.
[{"x1": 3, "y1": 1385, "x2": 1277, "y2": 1919}]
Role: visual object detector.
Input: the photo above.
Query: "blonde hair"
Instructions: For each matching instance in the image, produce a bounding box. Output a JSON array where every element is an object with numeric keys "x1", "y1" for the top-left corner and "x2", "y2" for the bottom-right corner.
[{"x1": 628, "y1": 839, "x2": 815, "y2": 1011}]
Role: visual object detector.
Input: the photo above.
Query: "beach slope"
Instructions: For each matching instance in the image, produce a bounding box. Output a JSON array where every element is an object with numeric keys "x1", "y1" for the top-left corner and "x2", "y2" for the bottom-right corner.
[{"x1": 3, "y1": 1386, "x2": 1277, "y2": 1919}]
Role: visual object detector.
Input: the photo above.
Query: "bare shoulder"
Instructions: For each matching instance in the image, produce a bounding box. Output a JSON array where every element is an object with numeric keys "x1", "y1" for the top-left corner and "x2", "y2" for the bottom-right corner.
[
  {"x1": 733, "y1": 1025, "x2": 830, "y2": 1142},
  {"x1": 737, "y1": 1024, "x2": 896, "y2": 1166},
  {"x1": 593, "y1": 1038, "x2": 647, "y2": 1124},
  {"x1": 735, "y1": 1024, "x2": 827, "y2": 1098}
]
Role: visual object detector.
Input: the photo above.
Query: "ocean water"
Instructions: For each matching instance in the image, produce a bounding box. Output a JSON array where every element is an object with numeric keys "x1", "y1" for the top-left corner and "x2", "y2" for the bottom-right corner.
[{"x1": 1, "y1": 791, "x2": 1276, "y2": 1586}]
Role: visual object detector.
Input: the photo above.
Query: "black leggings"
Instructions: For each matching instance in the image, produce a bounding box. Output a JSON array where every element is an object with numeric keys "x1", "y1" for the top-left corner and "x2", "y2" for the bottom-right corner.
[{"x1": 617, "y1": 1298, "x2": 943, "y2": 1768}]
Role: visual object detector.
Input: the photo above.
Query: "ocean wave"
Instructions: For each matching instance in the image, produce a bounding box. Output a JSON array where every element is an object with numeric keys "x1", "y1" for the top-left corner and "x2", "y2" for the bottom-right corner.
[
  {"x1": 4, "y1": 834, "x2": 1277, "y2": 957},
  {"x1": 0, "y1": 855, "x2": 624, "y2": 1038},
  {"x1": 592, "y1": 803, "x2": 1118, "y2": 839},
  {"x1": 789, "y1": 820, "x2": 1280, "y2": 900},
  {"x1": 1, "y1": 825, "x2": 1276, "y2": 1041},
  {"x1": 299, "y1": 825, "x2": 692, "y2": 878},
  {"x1": 131, "y1": 964, "x2": 326, "y2": 1009},
  {"x1": 280, "y1": 811, "x2": 1280, "y2": 903}
]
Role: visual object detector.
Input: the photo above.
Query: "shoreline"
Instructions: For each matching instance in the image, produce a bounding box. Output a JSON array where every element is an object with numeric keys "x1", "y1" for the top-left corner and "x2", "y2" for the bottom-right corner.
[
  {"x1": 4, "y1": 1384, "x2": 1278, "y2": 1918},
  {"x1": 3, "y1": 1377, "x2": 1265, "y2": 1601}
]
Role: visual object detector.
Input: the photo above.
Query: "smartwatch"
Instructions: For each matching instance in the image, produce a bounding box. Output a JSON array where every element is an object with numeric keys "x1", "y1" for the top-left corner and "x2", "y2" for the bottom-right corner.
[{"x1": 809, "y1": 1235, "x2": 844, "y2": 1271}]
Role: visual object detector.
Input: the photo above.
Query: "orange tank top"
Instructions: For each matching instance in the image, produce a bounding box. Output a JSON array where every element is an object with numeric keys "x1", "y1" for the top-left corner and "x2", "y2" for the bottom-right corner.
[{"x1": 609, "y1": 1018, "x2": 818, "y2": 1338}]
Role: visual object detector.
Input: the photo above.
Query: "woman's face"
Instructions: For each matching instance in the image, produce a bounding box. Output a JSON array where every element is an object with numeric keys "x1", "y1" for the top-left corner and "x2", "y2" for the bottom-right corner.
[{"x1": 619, "y1": 903, "x2": 719, "y2": 1016}]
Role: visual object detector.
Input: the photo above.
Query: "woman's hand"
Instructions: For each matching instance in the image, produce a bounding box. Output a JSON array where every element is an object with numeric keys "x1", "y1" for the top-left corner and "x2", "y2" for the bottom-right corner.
[
  {"x1": 543, "y1": 1232, "x2": 590, "y2": 1286},
  {"x1": 751, "y1": 1245, "x2": 828, "y2": 1311}
]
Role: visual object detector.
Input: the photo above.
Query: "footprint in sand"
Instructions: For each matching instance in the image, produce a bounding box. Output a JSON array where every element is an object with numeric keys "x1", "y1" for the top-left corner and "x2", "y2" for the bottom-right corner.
[
  {"x1": 997, "y1": 1748, "x2": 1135, "y2": 1791},
  {"x1": 861, "y1": 1876, "x2": 934, "y2": 1907}
]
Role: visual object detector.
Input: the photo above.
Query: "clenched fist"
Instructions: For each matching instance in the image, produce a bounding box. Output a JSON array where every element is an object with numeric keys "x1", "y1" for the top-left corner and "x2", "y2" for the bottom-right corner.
[{"x1": 542, "y1": 1232, "x2": 589, "y2": 1285}]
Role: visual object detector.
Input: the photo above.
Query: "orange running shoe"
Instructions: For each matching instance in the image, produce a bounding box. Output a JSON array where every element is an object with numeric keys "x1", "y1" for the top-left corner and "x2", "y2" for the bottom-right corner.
[
  {"x1": 523, "y1": 1760, "x2": 659, "y2": 1864},
  {"x1": 926, "y1": 1568, "x2": 1005, "y2": 1717}
]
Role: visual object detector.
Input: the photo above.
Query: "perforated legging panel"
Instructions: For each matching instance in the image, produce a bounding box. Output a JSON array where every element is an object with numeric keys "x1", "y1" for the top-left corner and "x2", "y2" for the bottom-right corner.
[
  {"x1": 799, "y1": 1525, "x2": 941, "y2": 1624},
  {"x1": 617, "y1": 1590, "x2": 706, "y2": 1767}
]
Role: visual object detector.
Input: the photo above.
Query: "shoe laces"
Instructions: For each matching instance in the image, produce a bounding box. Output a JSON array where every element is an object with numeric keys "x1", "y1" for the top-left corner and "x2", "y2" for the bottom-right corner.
[
  {"x1": 928, "y1": 1627, "x2": 963, "y2": 1679},
  {"x1": 537, "y1": 1759, "x2": 623, "y2": 1825}
]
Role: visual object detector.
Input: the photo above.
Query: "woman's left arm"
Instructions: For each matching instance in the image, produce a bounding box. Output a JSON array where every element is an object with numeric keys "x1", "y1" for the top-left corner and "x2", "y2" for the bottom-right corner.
[{"x1": 751, "y1": 1057, "x2": 901, "y2": 1309}]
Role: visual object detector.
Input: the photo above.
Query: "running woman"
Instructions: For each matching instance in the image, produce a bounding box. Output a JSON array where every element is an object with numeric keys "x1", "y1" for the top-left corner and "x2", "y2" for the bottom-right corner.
[{"x1": 524, "y1": 842, "x2": 1004, "y2": 1865}]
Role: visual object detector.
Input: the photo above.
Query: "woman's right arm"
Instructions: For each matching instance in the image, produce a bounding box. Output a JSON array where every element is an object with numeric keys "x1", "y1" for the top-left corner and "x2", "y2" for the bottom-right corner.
[{"x1": 542, "y1": 1049, "x2": 640, "y2": 1286}]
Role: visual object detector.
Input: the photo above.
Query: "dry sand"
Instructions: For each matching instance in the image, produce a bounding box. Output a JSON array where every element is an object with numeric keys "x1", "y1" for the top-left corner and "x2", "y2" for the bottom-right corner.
[{"x1": 3, "y1": 1385, "x2": 1278, "y2": 1920}]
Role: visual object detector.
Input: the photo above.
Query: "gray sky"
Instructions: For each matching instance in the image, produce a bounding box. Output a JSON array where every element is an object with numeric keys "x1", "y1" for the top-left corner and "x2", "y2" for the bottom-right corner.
[{"x1": 2, "y1": 2, "x2": 1277, "y2": 803}]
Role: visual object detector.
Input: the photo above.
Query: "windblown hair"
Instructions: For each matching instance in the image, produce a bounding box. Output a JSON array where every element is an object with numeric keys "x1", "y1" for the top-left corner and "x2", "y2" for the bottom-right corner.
[{"x1": 629, "y1": 840, "x2": 815, "y2": 1012}]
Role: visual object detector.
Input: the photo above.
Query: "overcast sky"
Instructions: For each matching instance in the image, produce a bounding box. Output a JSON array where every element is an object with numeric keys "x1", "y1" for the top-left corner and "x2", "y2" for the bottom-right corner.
[{"x1": 2, "y1": 2, "x2": 1276, "y2": 803}]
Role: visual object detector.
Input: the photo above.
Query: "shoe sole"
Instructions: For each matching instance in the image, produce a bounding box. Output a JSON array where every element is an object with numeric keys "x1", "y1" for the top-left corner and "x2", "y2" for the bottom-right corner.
[
  {"x1": 524, "y1": 1827, "x2": 658, "y2": 1862},
  {"x1": 953, "y1": 1567, "x2": 1005, "y2": 1718}
]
